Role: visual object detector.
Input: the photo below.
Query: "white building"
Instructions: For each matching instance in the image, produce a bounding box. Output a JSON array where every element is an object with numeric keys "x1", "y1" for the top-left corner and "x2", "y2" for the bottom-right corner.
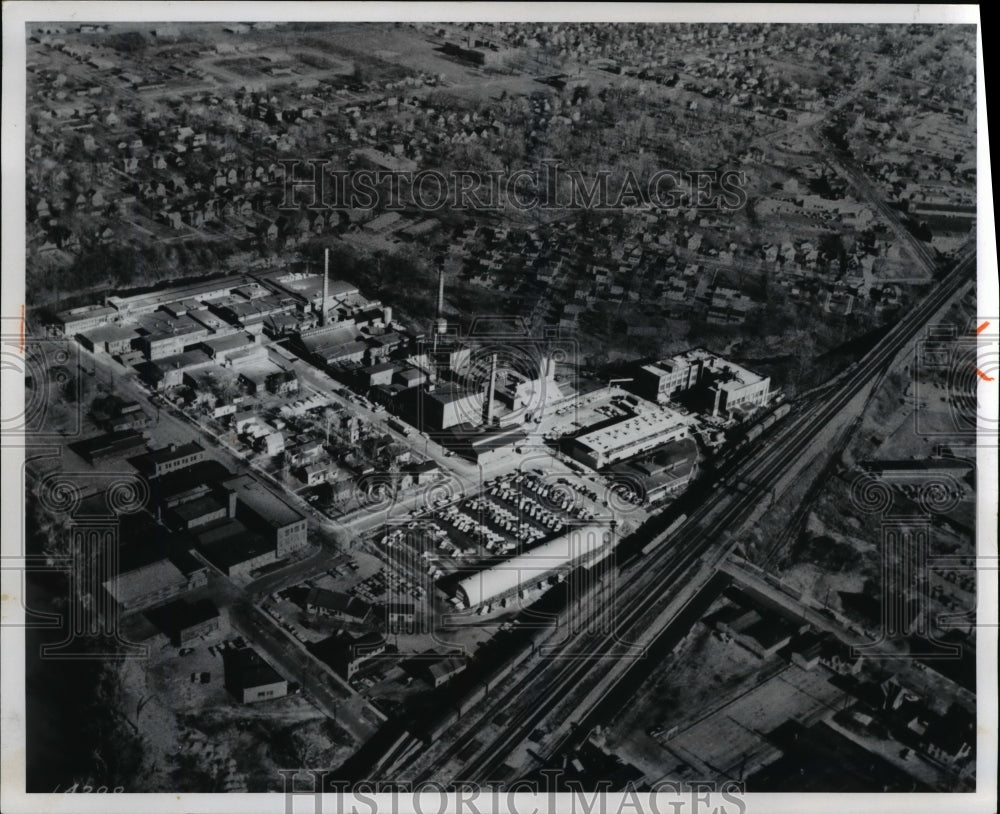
[
  {"x1": 566, "y1": 404, "x2": 691, "y2": 470},
  {"x1": 455, "y1": 525, "x2": 611, "y2": 608}
]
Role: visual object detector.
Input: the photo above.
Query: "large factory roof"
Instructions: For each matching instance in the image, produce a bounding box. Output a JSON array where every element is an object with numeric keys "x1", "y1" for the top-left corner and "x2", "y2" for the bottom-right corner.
[
  {"x1": 258, "y1": 270, "x2": 359, "y2": 302},
  {"x1": 103, "y1": 559, "x2": 187, "y2": 606},
  {"x1": 573, "y1": 405, "x2": 688, "y2": 457},
  {"x1": 455, "y1": 525, "x2": 611, "y2": 608},
  {"x1": 221, "y1": 474, "x2": 304, "y2": 529},
  {"x1": 106, "y1": 276, "x2": 242, "y2": 313}
]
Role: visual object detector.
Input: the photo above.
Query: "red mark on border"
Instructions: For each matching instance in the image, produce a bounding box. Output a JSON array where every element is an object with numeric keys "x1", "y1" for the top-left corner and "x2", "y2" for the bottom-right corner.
[
  {"x1": 19, "y1": 304, "x2": 25, "y2": 353},
  {"x1": 973, "y1": 321, "x2": 993, "y2": 380}
]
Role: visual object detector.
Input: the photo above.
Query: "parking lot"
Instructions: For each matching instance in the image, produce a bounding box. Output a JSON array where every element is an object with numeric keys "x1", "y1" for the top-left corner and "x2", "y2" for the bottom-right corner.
[{"x1": 371, "y1": 467, "x2": 612, "y2": 612}]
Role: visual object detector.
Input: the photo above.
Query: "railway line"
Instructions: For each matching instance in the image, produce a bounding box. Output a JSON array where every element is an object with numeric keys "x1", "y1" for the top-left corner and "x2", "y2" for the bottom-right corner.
[{"x1": 377, "y1": 248, "x2": 976, "y2": 785}]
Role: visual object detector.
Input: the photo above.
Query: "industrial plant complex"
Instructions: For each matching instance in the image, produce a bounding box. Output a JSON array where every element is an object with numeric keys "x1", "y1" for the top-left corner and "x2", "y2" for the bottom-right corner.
[{"x1": 11, "y1": 11, "x2": 986, "y2": 808}]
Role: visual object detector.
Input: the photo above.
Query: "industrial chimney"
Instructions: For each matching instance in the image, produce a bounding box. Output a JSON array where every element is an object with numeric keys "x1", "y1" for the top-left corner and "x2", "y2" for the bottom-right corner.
[
  {"x1": 321, "y1": 248, "x2": 330, "y2": 327},
  {"x1": 485, "y1": 353, "x2": 497, "y2": 426},
  {"x1": 435, "y1": 267, "x2": 447, "y2": 336}
]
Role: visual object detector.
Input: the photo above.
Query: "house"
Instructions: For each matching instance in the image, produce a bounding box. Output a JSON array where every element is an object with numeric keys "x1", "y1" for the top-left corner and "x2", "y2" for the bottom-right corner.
[
  {"x1": 298, "y1": 462, "x2": 328, "y2": 486},
  {"x1": 223, "y1": 647, "x2": 288, "y2": 703},
  {"x1": 265, "y1": 369, "x2": 298, "y2": 395},
  {"x1": 255, "y1": 430, "x2": 285, "y2": 456}
]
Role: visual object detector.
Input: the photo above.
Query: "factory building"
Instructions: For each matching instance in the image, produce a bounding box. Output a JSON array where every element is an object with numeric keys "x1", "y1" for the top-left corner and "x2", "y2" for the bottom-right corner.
[
  {"x1": 221, "y1": 474, "x2": 308, "y2": 557},
  {"x1": 632, "y1": 348, "x2": 771, "y2": 417},
  {"x1": 224, "y1": 648, "x2": 288, "y2": 704},
  {"x1": 417, "y1": 385, "x2": 485, "y2": 432},
  {"x1": 609, "y1": 436, "x2": 699, "y2": 502},
  {"x1": 441, "y1": 35, "x2": 515, "y2": 67},
  {"x1": 565, "y1": 404, "x2": 691, "y2": 470},
  {"x1": 455, "y1": 525, "x2": 611, "y2": 608},
  {"x1": 54, "y1": 304, "x2": 117, "y2": 336},
  {"x1": 106, "y1": 277, "x2": 241, "y2": 318},
  {"x1": 135, "y1": 311, "x2": 212, "y2": 360},
  {"x1": 102, "y1": 558, "x2": 191, "y2": 614},
  {"x1": 76, "y1": 324, "x2": 138, "y2": 355},
  {"x1": 132, "y1": 441, "x2": 206, "y2": 478}
]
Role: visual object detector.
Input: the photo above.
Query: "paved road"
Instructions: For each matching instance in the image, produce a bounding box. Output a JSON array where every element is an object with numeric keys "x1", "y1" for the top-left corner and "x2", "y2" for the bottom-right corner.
[
  {"x1": 719, "y1": 558, "x2": 976, "y2": 709},
  {"x1": 377, "y1": 249, "x2": 975, "y2": 784},
  {"x1": 80, "y1": 344, "x2": 390, "y2": 740},
  {"x1": 229, "y1": 600, "x2": 382, "y2": 745}
]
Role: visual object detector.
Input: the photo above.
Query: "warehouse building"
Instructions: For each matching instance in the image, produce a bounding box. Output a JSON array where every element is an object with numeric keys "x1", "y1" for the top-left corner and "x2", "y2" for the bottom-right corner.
[
  {"x1": 224, "y1": 648, "x2": 288, "y2": 704},
  {"x1": 102, "y1": 558, "x2": 190, "y2": 615},
  {"x1": 609, "y1": 436, "x2": 699, "y2": 502},
  {"x1": 132, "y1": 441, "x2": 206, "y2": 478},
  {"x1": 221, "y1": 474, "x2": 308, "y2": 556},
  {"x1": 106, "y1": 277, "x2": 241, "y2": 318},
  {"x1": 565, "y1": 404, "x2": 691, "y2": 470},
  {"x1": 455, "y1": 524, "x2": 611, "y2": 608},
  {"x1": 55, "y1": 303, "x2": 117, "y2": 335},
  {"x1": 158, "y1": 598, "x2": 224, "y2": 646},
  {"x1": 76, "y1": 324, "x2": 138, "y2": 355},
  {"x1": 71, "y1": 429, "x2": 148, "y2": 464}
]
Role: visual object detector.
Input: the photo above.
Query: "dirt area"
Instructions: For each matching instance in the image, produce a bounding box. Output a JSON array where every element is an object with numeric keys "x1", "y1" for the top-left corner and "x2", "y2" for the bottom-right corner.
[
  {"x1": 116, "y1": 627, "x2": 353, "y2": 792},
  {"x1": 600, "y1": 613, "x2": 772, "y2": 778}
]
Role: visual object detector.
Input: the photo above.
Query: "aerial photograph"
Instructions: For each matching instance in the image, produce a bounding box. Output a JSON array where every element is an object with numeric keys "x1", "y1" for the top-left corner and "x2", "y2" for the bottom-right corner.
[{"x1": 2, "y1": 7, "x2": 994, "y2": 813}]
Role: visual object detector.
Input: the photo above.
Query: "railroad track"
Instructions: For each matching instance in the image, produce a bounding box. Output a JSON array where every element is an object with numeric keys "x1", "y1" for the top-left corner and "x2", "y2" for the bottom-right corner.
[{"x1": 358, "y1": 249, "x2": 975, "y2": 785}]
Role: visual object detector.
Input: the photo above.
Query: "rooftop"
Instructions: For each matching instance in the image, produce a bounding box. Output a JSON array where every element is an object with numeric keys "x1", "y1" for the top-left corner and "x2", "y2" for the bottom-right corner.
[
  {"x1": 103, "y1": 558, "x2": 187, "y2": 605},
  {"x1": 573, "y1": 404, "x2": 689, "y2": 456},
  {"x1": 57, "y1": 303, "x2": 116, "y2": 323},
  {"x1": 79, "y1": 324, "x2": 138, "y2": 343},
  {"x1": 107, "y1": 276, "x2": 242, "y2": 313},
  {"x1": 306, "y1": 587, "x2": 371, "y2": 619},
  {"x1": 202, "y1": 332, "x2": 255, "y2": 354},
  {"x1": 224, "y1": 648, "x2": 285, "y2": 691},
  {"x1": 222, "y1": 474, "x2": 304, "y2": 529}
]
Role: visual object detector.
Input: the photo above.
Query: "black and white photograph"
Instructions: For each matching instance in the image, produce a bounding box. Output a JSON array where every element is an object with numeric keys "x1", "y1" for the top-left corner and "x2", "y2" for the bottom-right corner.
[{"x1": 1, "y1": 4, "x2": 995, "y2": 814}]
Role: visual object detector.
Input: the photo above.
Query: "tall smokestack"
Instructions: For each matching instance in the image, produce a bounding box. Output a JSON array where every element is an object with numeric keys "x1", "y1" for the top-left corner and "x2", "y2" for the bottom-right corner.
[
  {"x1": 485, "y1": 353, "x2": 497, "y2": 426},
  {"x1": 436, "y1": 267, "x2": 446, "y2": 327},
  {"x1": 319, "y1": 249, "x2": 330, "y2": 325},
  {"x1": 434, "y1": 266, "x2": 447, "y2": 354},
  {"x1": 322, "y1": 248, "x2": 330, "y2": 327}
]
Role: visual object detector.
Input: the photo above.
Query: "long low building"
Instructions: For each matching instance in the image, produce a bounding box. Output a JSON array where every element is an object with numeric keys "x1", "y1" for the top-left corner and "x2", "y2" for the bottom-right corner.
[
  {"x1": 565, "y1": 404, "x2": 691, "y2": 470},
  {"x1": 455, "y1": 525, "x2": 611, "y2": 608}
]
